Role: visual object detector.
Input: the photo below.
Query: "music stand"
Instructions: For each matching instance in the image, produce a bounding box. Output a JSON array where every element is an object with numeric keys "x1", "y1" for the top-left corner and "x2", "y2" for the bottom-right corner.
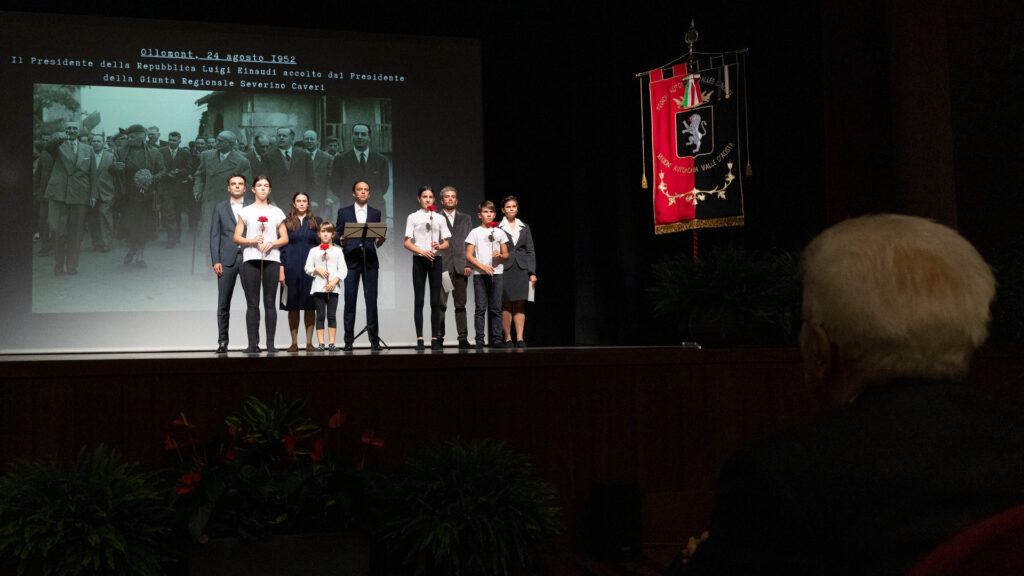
[{"x1": 341, "y1": 222, "x2": 389, "y2": 350}]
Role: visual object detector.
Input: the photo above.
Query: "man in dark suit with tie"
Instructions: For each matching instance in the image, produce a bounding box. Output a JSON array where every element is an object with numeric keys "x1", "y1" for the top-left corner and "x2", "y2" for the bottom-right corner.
[
  {"x1": 265, "y1": 127, "x2": 313, "y2": 202},
  {"x1": 210, "y1": 174, "x2": 254, "y2": 353},
  {"x1": 44, "y1": 119, "x2": 94, "y2": 275},
  {"x1": 302, "y1": 130, "x2": 334, "y2": 221},
  {"x1": 335, "y1": 180, "x2": 386, "y2": 351},
  {"x1": 437, "y1": 185, "x2": 473, "y2": 348},
  {"x1": 330, "y1": 123, "x2": 390, "y2": 222},
  {"x1": 246, "y1": 133, "x2": 271, "y2": 182},
  {"x1": 158, "y1": 131, "x2": 193, "y2": 248},
  {"x1": 194, "y1": 131, "x2": 251, "y2": 265}
]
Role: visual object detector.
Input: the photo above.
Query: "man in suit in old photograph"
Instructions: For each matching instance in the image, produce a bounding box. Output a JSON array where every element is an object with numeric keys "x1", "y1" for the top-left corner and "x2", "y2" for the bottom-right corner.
[
  {"x1": 44, "y1": 119, "x2": 93, "y2": 275},
  {"x1": 194, "y1": 130, "x2": 251, "y2": 264},
  {"x1": 265, "y1": 127, "x2": 312, "y2": 202}
]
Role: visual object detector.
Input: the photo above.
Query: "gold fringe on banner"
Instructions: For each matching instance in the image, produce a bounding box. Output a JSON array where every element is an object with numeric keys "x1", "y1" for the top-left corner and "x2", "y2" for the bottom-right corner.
[{"x1": 654, "y1": 215, "x2": 745, "y2": 235}]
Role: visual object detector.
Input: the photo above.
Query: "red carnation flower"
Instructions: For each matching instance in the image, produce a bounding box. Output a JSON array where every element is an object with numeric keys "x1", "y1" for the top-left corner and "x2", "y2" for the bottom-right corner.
[
  {"x1": 427, "y1": 205, "x2": 437, "y2": 212},
  {"x1": 320, "y1": 243, "x2": 330, "y2": 250},
  {"x1": 488, "y1": 222, "x2": 499, "y2": 228},
  {"x1": 257, "y1": 216, "x2": 269, "y2": 222}
]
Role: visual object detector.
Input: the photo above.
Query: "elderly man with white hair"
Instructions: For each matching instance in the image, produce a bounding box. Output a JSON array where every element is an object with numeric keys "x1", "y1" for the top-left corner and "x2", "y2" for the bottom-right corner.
[{"x1": 681, "y1": 214, "x2": 1024, "y2": 576}]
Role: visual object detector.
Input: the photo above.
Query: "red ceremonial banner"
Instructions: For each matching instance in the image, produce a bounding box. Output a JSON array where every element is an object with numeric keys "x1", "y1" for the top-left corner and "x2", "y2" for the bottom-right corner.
[{"x1": 649, "y1": 63, "x2": 697, "y2": 226}]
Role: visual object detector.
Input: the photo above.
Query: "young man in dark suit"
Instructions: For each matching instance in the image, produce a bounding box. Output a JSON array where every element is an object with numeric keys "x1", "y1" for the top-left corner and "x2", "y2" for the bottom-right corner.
[
  {"x1": 437, "y1": 185, "x2": 473, "y2": 348},
  {"x1": 335, "y1": 180, "x2": 385, "y2": 351},
  {"x1": 210, "y1": 174, "x2": 253, "y2": 353}
]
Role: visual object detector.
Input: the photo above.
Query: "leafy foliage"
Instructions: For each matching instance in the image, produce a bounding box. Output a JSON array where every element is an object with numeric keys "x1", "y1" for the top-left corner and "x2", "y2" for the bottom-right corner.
[
  {"x1": 648, "y1": 245, "x2": 801, "y2": 344},
  {"x1": 0, "y1": 445, "x2": 173, "y2": 576},
  {"x1": 383, "y1": 439, "x2": 559, "y2": 576},
  {"x1": 170, "y1": 394, "x2": 371, "y2": 542}
]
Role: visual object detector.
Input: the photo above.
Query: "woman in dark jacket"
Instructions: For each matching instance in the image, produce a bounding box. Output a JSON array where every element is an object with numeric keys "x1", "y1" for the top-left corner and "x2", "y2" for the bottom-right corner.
[{"x1": 498, "y1": 195, "x2": 537, "y2": 347}]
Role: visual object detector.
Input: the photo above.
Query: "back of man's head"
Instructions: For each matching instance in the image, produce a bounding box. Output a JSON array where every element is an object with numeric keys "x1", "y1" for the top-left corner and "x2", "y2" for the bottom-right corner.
[{"x1": 801, "y1": 214, "x2": 995, "y2": 383}]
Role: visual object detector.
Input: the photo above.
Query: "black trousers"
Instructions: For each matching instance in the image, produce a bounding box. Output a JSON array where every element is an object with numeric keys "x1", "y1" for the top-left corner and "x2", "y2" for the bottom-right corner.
[
  {"x1": 240, "y1": 260, "x2": 281, "y2": 349},
  {"x1": 473, "y1": 273, "x2": 503, "y2": 345},
  {"x1": 314, "y1": 292, "x2": 339, "y2": 329},
  {"x1": 412, "y1": 255, "x2": 443, "y2": 338}
]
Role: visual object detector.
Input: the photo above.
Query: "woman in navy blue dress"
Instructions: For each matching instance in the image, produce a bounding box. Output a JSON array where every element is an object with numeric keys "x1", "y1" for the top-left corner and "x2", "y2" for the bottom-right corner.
[{"x1": 278, "y1": 192, "x2": 322, "y2": 352}]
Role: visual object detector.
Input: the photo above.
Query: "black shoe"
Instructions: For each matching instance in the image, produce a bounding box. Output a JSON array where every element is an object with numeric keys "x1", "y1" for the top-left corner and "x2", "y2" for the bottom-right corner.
[
  {"x1": 431, "y1": 339, "x2": 443, "y2": 350},
  {"x1": 516, "y1": 340, "x2": 527, "y2": 348},
  {"x1": 135, "y1": 260, "x2": 147, "y2": 268},
  {"x1": 491, "y1": 342, "x2": 507, "y2": 349},
  {"x1": 265, "y1": 345, "x2": 278, "y2": 354},
  {"x1": 458, "y1": 339, "x2": 471, "y2": 349},
  {"x1": 328, "y1": 343, "x2": 337, "y2": 351},
  {"x1": 243, "y1": 345, "x2": 261, "y2": 354},
  {"x1": 415, "y1": 340, "x2": 425, "y2": 351},
  {"x1": 370, "y1": 341, "x2": 383, "y2": 351},
  {"x1": 316, "y1": 343, "x2": 326, "y2": 351},
  {"x1": 216, "y1": 342, "x2": 228, "y2": 354},
  {"x1": 124, "y1": 252, "x2": 134, "y2": 266},
  {"x1": 475, "y1": 341, "x2": 485, "y2": 350},
  {"x1": 342, "y1": 343, "x2": 354, "y2": 352}
]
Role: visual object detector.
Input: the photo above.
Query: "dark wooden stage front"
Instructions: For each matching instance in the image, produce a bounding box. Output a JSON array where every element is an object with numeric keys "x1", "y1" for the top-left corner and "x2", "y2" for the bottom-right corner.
[{"x1": 3, "y1": 345, "x2": 1023, "y2": 551}]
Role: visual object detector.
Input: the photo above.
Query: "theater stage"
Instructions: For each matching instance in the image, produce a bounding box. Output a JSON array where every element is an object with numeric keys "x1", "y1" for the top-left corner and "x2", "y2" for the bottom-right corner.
[{"x1": 2, "y1": 345, "x2": 1021, "y2": 549}]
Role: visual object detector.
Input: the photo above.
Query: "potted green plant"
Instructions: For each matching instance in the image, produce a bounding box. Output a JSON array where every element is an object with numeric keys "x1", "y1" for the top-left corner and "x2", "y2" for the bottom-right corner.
[
  {"x1": 0, "y1": 445, "x2": 173, "y2": 576},
  {"x1": 648, "y1": 245, "x2": 800, "y2": 346},
  {"x1": 166, "y1": 393, "x2": 382, "y2": 576},
  {"x1": 381, "y1": 439, "x2": 560, "y2": 576}
]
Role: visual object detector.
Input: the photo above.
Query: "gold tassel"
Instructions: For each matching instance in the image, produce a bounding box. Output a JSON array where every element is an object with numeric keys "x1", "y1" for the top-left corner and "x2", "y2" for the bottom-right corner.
[
  {"x1": 641, "y1": 174, "x2": 649, "y2": 189},
  {"x1": 745, "y1": 162, "x2": 752, "y2": 177}
]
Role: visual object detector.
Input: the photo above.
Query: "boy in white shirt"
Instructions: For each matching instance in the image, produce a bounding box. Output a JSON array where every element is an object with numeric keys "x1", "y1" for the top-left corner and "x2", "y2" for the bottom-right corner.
[{"x1": 465, "y1": 201, "x2": 510, "y2": 349}]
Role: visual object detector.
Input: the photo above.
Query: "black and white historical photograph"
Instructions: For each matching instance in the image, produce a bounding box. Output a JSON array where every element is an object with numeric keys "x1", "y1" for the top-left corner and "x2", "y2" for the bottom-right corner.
[{"x1": 32, "y1": 83, "x2": 394, "y2": 315}]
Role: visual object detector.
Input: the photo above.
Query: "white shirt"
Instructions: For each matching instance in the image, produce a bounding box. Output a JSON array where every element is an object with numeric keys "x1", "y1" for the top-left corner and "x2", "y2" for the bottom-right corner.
[
  {"x1": 229, "y1": 199, "x2": 244, "y2": 221},
  {"x1": 304, "y1": 244, "x2": 347, "y2": 294},
  {"x1": 238, "y1": 204, "x2": 287, "y2": 263},
  {"x1": 443, "y1": 209, "x2": 457, "y2": 228},
  {"x1": 405, "y1": 209, "x2": 452, "y2": 252},
  {"x1": 354, "y1": 204, "x2": 368, "y2": 223},
  {"x1": 499, "y1": 217, "x2": 524, "y2": 245},
  {"x1": 465, "y1": 226, "x2": 508, "y2": 275}
]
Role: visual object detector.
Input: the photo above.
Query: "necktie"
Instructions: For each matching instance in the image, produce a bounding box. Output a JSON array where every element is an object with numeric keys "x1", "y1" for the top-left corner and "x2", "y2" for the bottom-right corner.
[
  {"x1": 445, "y1": 213, "x2": 454, "y2": 233},
  {"x1": 359, "y1": 152, "x2": 366, "y2": 166},
  {"x1": 285, "y1": 150, "x2": 291, "y2": 162}
]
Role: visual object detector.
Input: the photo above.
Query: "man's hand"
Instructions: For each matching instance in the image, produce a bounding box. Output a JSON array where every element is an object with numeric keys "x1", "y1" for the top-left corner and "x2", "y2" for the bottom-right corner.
[{"x1": 213, "y1": 263, "x2": 223, "y2": 277}]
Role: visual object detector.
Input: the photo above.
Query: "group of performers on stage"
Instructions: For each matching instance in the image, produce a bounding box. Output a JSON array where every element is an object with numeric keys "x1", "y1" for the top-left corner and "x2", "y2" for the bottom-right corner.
[{"x1": 212, "y1": 174, "x2": 537, "y2": 354}]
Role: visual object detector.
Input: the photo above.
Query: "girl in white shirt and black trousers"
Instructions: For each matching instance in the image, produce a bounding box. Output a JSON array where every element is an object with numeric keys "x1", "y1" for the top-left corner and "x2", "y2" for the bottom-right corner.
[
  {"x1": 233, "y1": 175, "x2": 289, "y2": 354},
  {"x1": 403, "y1": 186, "x2": 451, "y2": 350},
  {"x1": 305, "y1": 221, "x2": 347, "y2": 351}
]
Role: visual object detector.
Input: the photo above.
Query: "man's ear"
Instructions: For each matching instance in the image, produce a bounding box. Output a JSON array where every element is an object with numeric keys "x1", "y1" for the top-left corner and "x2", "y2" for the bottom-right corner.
[{"x1": 802, "y1": 323, "x2": 834, "y2": 385}]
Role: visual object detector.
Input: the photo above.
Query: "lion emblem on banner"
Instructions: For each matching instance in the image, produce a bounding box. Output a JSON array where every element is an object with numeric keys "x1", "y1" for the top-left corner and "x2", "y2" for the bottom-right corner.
[{"x1": 680, "y1": 113, "x2": 707, "y2": 154}]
